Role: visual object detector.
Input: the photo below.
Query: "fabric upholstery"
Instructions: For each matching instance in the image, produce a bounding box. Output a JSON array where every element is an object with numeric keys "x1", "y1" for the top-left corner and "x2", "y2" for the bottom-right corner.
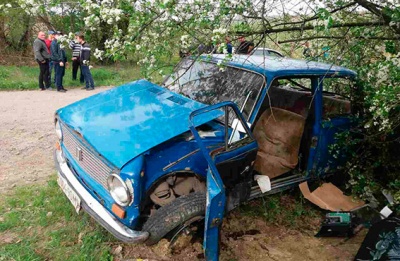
[{"x1": 253, "y1": 107, "x2": 306, "y2": 178}]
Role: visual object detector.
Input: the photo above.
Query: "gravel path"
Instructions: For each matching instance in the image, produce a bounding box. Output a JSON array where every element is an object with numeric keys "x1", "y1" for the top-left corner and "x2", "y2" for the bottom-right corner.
[{"x1": 0, "y1": 87, "x2": 111, "y2": 194}]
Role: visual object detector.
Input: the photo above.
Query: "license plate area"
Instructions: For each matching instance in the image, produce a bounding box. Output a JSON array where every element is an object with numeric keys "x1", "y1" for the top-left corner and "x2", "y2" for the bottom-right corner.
[{"x1": 57, "y1": 172, "x2": 81, "y2": 214}]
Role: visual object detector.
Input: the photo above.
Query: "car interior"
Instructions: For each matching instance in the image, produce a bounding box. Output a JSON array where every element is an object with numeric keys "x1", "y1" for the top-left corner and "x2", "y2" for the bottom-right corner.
[{"x1": 251, "y1": 77, "x2": 351, "y2": 179}]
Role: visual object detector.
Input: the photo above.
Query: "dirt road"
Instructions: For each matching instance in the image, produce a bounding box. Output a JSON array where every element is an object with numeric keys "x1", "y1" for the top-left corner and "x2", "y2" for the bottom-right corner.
[
  {"x1": 0, "y1": 88, "x2": 365, "y2": 260},
  {"x1": 0, "y1": 87, "x2": 111, "y2": 193}
]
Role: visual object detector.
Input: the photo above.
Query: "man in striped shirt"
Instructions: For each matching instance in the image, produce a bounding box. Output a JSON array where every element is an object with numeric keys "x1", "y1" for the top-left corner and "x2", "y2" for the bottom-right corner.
[{"x1": 69, "y1": 32, "x2": 84, "y2": 83}]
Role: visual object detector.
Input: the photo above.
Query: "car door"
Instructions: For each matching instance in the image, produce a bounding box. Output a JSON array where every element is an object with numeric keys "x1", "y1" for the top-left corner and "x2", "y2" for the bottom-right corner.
[
  {"x1": 189, "y1": 101, "x2": 258, "y2": 261},
  {"x1": 307, "y1": 76, "x2": 358, "y2": 176}
]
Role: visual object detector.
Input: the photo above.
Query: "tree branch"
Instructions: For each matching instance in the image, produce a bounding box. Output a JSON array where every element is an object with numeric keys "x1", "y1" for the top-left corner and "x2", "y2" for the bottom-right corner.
[
  {"x1": 355, "y1": 0, "x2": 400, "y2": 35},
  {"x1": 272, "y1": 1, "x2": 358, "y2": 27},
  {"x1": 278, "y1": 35, "x2": 400, "y2": 44},
  {"x1": 237, "y1": 21, "x2": 386, "y2": 36}
]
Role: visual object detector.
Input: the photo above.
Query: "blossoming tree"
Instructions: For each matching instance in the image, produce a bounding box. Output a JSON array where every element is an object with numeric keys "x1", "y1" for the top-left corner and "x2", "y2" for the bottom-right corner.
[{"x1": 1, "y1": 0, "x2": 399, "y2": 203}]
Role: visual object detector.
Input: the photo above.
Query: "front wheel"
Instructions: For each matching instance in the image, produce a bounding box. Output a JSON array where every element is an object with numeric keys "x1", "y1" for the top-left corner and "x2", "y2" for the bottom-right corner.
[{"x1": 142, "y1": 192, "x2": 206, "y2": 245}]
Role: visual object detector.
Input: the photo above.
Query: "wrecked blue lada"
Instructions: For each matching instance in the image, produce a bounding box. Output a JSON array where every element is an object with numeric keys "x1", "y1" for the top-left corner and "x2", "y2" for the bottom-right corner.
[{"x1": 54, "y1": 54, "x2": 359, "y2": 259}]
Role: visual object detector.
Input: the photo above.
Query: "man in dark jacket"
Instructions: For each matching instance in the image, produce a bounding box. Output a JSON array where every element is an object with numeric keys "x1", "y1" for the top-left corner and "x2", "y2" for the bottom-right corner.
[
  {"x1": 50, "y1": 32, "x2": 68, "y2": 92},
  {"x1": 77, "y1": 33, "x2": 94, "y2": 91},
  {"x1": 236, "y1": 35, "x2": 254, "y2": 54},
  {"x1": 33, "y1": 31, "x2": 51, "y2": 90},
  {"x1": 69, "y1": 32, "x2": 84, "y2": 83}
]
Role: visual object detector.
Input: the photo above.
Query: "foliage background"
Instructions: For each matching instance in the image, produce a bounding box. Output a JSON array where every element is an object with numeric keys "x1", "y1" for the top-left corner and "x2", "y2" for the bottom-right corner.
[{"x1": 0, "y1": 0, "x2": 399, "y2": 205}]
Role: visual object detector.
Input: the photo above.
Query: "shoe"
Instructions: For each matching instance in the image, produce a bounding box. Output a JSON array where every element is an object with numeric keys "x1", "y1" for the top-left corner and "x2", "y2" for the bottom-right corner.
[
  {"x1": 61, "y1": 88, "x2": 68, "y2": 91},
  {"x1": 40, "y1": 88, "x2": 45, "y2": 91},
  {"x1": 57, "y1": 89, "x2": 67, "y2": 93},
  {"x1": 86, "y1": 87, "x2": 94, "y2": 91}
]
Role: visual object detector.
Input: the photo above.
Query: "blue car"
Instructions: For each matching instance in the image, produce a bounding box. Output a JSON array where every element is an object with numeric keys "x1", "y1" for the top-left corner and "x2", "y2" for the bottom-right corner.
[{"x1": 54, "y1": 54, "x2": 358, "y2": 260}]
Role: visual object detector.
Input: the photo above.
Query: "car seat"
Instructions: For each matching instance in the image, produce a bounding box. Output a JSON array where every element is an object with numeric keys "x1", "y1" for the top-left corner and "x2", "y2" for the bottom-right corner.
[{"x1": 253, "y1": 107, "x2": 306, "y2": 178}]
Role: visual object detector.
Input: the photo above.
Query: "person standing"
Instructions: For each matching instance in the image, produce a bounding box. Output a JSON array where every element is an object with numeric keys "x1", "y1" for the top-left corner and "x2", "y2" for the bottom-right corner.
[
  {"x1": 236, "y1": 35, "x2": 254, "y2": 54},
  {"x1": 50, "y1": 31, "x2": 68, "y2": 93},
  {"x1": 45, "y1": 31, "x2": 55, "y2": 88},
  {"x1": 69, "y1": 32, "x2": 84, "y2": 83},
  {"x1": 33, "y1": 31, "x2": 51, "y2": 91},
  {"x1": 77, "y1": 33, "x2": 94, "y2": 91},
  {"x1": 226, "y1": 36, "x2": 233, "y2": 54},
  {"x1": 303, "y1": 41, "x2": 312, "y2": 58}
]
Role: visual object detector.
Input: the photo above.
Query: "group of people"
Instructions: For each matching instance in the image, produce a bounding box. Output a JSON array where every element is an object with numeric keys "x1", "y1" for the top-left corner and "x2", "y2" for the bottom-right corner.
[
  {"x1": 215, "y1": 35, "x2": 255, "y2": 55},
  {"x1": 180, "y1": 35, "x2": 255, "y2": 58},
  {"x1": 33, "y1": 30, "x2": 95, "y2": 92}
]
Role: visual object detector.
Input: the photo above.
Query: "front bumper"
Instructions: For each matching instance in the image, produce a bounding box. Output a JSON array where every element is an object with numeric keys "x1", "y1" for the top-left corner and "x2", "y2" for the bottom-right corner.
[{"x1": 54, "y1": 149, "x2": 149, "y2": 243}]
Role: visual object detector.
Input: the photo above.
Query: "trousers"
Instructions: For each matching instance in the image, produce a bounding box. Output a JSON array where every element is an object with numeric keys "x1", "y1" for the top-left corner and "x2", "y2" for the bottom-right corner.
[
  {"x1": 81, "y1": 65, "x2": 94, "y2": 89},
  {"x1": 37, "y1": 60, "x2": 50, "y2": 90}
]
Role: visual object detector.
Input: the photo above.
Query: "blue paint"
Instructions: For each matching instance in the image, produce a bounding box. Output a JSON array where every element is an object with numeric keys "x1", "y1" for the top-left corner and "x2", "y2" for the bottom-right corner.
[
  {"x1": 305, "y1": 77, "x2": 323, "y2": 175},
  {"x1": 313, "y1": 117, "x2": 354, "y2": 174},
  {"x1": 205, "y1": 54, "x2": 357, "y2": 80},
  {"x1": 57, "y1": 79, "x2": 221, "y2": 168},
  {"x1": 189, "y1": 101, "x2": 257, "y2": 261},
  {"x1": 54, "y1": 54, "x2": 360, "y2": 259},
  {"x1": 61, "y1": 143, "x2": 141, "y2": 228}
]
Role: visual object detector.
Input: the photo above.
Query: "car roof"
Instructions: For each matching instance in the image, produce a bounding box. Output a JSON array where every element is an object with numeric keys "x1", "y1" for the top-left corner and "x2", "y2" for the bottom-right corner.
[
  {"x1": 253, "y1": 48, "x2": 284, "y2": 56},
  {"x1": 206, "y1": 54, "x2": 357, "y2": 79},
  {"x1": 254, "y1": 47, "x2": 280, "y2": 52}
]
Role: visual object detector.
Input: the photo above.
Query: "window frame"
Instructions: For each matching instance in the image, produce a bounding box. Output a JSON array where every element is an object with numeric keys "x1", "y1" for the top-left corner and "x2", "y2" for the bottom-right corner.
[{"x1": 163, "y1": 58, "x2": 267, "y2": 122}]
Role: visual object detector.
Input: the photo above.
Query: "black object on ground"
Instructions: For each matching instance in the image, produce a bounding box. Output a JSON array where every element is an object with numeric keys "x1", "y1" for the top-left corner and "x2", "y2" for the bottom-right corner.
[{"x1": 354, "y1": 214, "x2": 400, "y2": 260}]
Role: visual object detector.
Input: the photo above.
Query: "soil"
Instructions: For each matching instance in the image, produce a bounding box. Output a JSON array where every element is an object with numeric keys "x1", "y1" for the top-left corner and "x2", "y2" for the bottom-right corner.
[
  {"x1": 0, "y1": 87, "x2": 111, "y2": 193},
  {"x1": 0, "y1": 88, "x2": 366, "y2": 260},
  {"x1": 120, "y1": 212, "x2": 367, "y2": 260}
]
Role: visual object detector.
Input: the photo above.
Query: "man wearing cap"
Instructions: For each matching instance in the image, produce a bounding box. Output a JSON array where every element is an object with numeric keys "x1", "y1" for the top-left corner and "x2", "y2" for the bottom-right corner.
[
  {"x1": 45, "y1": 30, "x2": 55, "y2": 88},
  {"x1": 50, "y1": 31, "x2": 68, "y2": 93},
  {"x1": 33, "y1": 31, "x2": 51, "y2": 91},
  {"x1": 69, "y1": 32, "x2": 84, "y2": 83}
]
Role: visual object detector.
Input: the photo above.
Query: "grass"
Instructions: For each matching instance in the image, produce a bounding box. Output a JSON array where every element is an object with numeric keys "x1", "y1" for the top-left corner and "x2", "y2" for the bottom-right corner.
[
  {"x1": 0, "y1": 179, "x2": 322, "y2": 260},
  {"x1": 237, "y1": 191, "x2": 322, "y2": 229},
  {"x1": 0, "y1": 64, "x2": 144, "y2": 91},
  {"x1": 0, "y1": 178, "x2": 115, "y2": 260}
]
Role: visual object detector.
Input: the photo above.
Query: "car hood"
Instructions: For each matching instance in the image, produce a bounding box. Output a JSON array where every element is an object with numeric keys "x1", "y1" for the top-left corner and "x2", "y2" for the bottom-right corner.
[{"x1": 57, "y1": 80, "x2": 220, "y2": 168}]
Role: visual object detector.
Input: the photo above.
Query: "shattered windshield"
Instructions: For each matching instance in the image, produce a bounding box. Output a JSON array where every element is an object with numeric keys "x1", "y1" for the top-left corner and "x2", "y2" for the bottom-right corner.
[{"x1": 163, "y1": 58, "x2": 266, "y2": 120}]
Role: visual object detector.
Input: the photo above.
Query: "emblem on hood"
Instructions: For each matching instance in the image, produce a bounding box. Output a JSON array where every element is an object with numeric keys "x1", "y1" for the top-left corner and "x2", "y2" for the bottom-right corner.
[{"x1": 76, "y1": 147, "x2": 83, "y2": 161}]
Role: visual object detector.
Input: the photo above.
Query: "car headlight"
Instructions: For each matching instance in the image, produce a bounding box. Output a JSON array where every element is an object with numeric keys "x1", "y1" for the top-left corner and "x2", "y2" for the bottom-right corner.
[
  {"x1": 55, "y1": 119, "x2": 62, "y2": 140},
  {"x1": 107, "y1": 174, "x2": 132, "y2": 207}
]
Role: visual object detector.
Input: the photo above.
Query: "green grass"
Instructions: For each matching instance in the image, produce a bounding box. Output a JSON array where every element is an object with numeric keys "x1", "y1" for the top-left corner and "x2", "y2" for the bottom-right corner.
[
  {"x1": 0, "y1": 179, "x2": 322, "y2": 260},
  {"x1": 237, "y1": 192, "x2": 321, "y2": 229},
  {"x1": 0, "y1": 178, "x2": 115, "y2": 260},
  {"x1": 0, "y1": 64, "x2": 144, "y2": 91}
]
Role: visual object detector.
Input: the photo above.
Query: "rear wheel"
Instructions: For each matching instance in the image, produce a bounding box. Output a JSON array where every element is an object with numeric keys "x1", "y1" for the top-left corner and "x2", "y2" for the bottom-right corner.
[{"x1": 143, "y1": 192, "x2": 206, "y2": 245}]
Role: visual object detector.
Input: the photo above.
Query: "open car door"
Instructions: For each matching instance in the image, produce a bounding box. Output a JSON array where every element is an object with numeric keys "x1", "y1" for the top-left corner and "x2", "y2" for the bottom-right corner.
[{"x1": 189, "y1": 101, "x2": 258, "y2": 261}]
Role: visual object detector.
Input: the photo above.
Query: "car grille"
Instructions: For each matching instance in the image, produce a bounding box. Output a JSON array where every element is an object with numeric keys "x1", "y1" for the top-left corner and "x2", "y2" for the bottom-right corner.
[{"x1": 61, "y1": 123, "x2": 113, "y2": 189}]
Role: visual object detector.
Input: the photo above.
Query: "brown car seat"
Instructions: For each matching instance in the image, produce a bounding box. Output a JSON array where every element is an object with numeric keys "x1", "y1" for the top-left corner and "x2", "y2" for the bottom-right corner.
[{"x1": 253, "y1": 107, "x2": 306, "y2": 178}]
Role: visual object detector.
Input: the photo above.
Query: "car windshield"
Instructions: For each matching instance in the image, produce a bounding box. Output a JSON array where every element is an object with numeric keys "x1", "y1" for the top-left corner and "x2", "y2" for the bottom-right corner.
[{"x1": 163, "y1": 58, "x2": 266, "y2": 120}]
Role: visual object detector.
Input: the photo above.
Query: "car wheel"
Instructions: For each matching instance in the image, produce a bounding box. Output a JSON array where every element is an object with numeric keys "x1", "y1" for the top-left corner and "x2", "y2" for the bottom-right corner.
[{"x1": 142, "y1": 192, "x2": 206, "y2": 245}]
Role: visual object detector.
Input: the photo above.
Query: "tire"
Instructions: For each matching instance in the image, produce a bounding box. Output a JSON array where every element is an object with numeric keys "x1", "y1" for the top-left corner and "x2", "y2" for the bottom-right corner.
[{"x1": 143, "y1": 192, "x2": 206, "y2": 245}]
